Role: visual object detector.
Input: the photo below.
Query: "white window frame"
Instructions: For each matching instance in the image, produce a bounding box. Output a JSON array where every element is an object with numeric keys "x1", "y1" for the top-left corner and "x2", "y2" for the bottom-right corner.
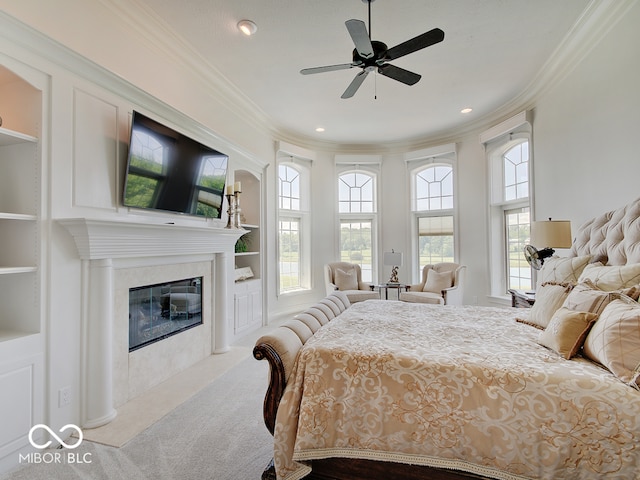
[
  {"x1": 277, "y1": 159, "x2": 311, "y2": 295},
  {"x1": 336, "y1": 166, "x2": 379, "y2": 283},
  {"x1": 487, "y1": 132, "x2": 533, "y2": 298},
  {"x1": 409, "y1": 156, "x2": 457, "y2": 283}
]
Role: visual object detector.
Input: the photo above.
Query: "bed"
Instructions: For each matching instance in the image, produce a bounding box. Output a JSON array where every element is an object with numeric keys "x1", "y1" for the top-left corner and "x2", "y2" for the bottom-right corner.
[{"x1": 253, "y1": 198, "x2": 640, "y2": 480}]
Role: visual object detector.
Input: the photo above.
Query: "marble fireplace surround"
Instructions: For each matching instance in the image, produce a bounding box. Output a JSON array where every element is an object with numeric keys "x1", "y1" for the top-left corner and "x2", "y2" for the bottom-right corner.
[{"x1": 60, "y1": 218, "x2": 244, "y2": 429}]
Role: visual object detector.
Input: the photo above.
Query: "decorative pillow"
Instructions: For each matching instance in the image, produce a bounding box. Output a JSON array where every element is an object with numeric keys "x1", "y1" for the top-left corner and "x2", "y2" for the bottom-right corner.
[
  {"x1": 562, "y1": 279, "x2": 640, "y2": 315},
  {"x1": 519, "y1": 282, "x2": 572, "y2": 329},
  {"x1": 537, "y1": 307, "x2": 597, "y2": 359},
  {"x1": 577, "y1": 263, "x2": 640, "y2": 291},
  {"x1": 537, "y1": 255, "x2": 592, "y2": 288},
  {"x1": 334, "y1": 268, "x2": 358, "y2": 291},
  {"x1": 423, "y1": 269, "x2": 453, "y2": 293},
  {"x1": 583, "y1": 297, "x2": 640, "y2": 389}
]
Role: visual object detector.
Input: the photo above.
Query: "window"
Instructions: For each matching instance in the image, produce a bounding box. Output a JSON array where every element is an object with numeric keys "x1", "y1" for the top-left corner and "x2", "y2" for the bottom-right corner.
[
  {"x1": 413, "y1": 163, "x2": 455, "y2": 278},
  {"x1": 505, "y1": 206, "x2": 531, "y2": 290},
  {"x1": 503, "y1": 142, "x2": 529, "y2": 201},
  {"x1": 278, "y1": 218, "x2": 300, "y2": 291},
  {"x1": 501, "y1": 142, "x2": 531, "y2": 291},
  {"x1": 486, "y1": 130, "x2": 532, "y2": 295},
  {"x1": 339, "y1": 172, "x2": 374, "y2": 213},
  {"x1": 338, "y1": 171, "x2": 376, "y2": 282},
  {"x1": 278, "y1": 163, "x2": 309, "y2": 293}
]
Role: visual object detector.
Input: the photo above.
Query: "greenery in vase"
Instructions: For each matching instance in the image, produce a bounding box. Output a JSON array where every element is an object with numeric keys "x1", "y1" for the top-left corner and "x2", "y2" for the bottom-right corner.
[{"x1": 235, "y1": 233, "x2": 251, "y2": 253}]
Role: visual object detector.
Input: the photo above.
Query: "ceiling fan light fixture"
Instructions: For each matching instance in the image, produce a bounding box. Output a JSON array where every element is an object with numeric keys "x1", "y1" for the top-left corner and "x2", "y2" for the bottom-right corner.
[{"x1": 237, "y1": 20, "x2": 257, "y2": 36}]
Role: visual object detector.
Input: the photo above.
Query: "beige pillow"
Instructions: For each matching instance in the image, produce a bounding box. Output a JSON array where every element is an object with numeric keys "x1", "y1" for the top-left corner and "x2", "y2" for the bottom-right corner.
[
  {"x1": 334, "y1": 267, "x2": 358, "y2": 291},
  {"x1": 583, "y1": 298, "x2": 640, "y2": 388},
  {"x1": 537, "y1": 255, "x2": 592, "y2": 288},
  {"x1": 537, "y1": 307, "x2": 597, "y2": 359},
  {"x1": 521, "y1": 282, "x2": 572, "y2": 329},
  {"x1": 577, "y1": 263, "x2": 640, "y2": 291},
  {"x1": 562, "y1": 279, "x2": 640, "y2": 315},
  {"x1": 423, "y1": 269, "x2": 452, "y2": 293}
]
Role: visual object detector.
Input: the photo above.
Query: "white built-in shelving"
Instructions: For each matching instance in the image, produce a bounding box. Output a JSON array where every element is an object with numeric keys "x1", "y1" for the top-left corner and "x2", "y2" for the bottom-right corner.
[
  {"x1": 0, "y1": 60, "x2": 46, "y2": 471},
  {"x1": 233, "y1": 170, "x2": 262, "y2": 336}
]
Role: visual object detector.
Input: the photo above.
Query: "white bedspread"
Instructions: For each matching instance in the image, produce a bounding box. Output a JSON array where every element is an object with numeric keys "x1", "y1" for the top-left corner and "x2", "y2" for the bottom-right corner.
[{"x1": 273, "y1": 300, "x2": 640, "y2": 480}]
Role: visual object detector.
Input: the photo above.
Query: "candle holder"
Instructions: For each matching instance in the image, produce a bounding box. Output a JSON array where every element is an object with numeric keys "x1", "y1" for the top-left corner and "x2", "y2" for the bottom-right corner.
[
  {"x1": 234, "y1": 190, "x2": 242, "y2": 228},
  {"x1": 225, "y1": 194, "x2": 235, "y2": 229}
]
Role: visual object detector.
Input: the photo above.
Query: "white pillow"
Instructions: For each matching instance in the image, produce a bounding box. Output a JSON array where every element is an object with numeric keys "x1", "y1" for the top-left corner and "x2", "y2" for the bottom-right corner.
[
  {"x1": 577, "y1": 263, "x2": 640, "y2": 291},
  {"x1": 583, "y1": 297, "x2": 640, "y2": 388},
  {"x1": 334, "y1": 267, "x2": 358, "y2": 291},
  {"x1": 423, "y1": 269, "x2": 452, "y2": 294},
  {"x1": 522, "y1": 282, "x2": 572, "y2": 329},
  {"x1": 537, "y1": 255, "x2": 592, "y2": 288}
]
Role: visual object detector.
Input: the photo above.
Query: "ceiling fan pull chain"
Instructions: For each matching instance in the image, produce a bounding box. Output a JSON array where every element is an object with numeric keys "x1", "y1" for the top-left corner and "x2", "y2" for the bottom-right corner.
[{"x1": 374, "y1": 72, "x2": 377, "y2": 100}]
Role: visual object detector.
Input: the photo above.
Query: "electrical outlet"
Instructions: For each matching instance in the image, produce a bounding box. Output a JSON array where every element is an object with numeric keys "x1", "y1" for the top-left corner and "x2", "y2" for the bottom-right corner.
[{"x1": 58, "y1": 386, "x2": 72, "y2": 407}]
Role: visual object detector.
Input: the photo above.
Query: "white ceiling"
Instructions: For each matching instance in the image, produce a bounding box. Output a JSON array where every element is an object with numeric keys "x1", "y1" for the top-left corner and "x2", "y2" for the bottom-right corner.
[{"x1": 131, "y1": 0, "x2": 594, "y2": 147}]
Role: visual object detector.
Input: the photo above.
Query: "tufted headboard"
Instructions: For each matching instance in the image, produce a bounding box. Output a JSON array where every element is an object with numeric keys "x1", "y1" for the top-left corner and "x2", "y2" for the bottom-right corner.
[{"x1": 569, "y1": 197, "x2": 640, "y2": 265}]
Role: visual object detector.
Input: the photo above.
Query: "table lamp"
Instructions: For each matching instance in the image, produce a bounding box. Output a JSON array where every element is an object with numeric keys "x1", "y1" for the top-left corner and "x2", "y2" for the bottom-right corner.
[{"x1": 383, "y1": 249, "x2": 403, "y2": 284}]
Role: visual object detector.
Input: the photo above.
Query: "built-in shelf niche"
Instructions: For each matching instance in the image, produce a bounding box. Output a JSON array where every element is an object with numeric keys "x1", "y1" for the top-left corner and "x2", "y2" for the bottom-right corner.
[{"x1": 0, "y1": 64, "x2": 42, "y2": 341}]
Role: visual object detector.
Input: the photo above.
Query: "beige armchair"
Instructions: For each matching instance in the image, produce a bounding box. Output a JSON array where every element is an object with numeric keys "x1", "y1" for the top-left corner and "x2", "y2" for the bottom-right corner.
[
  {"x1": 324, "y1": 262, "x2": 379, "y2": 304},
  {"x1": 399, "y1": 262, "x2": 466, "y2": 305}
]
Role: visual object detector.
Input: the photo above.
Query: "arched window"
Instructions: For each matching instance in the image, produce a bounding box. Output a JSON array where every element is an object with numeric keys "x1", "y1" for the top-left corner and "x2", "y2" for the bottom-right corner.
[
  {"x1": 504, "y1": 142, "x2": 529, "y2": 201},
  {"x1": 413, "y1": 164, "x2": 455, "y2": 276},
  {"x1": 338, "y1": 171, "x2": 376, "y2": 282},
  {"x1": 415, "y1": 165, "x2": 453, "y2": 211},
  {"x1": 483, "y1": 112, "x2": 533, "y2": 299},
  {"x1": 501, "y1": 141, "x2": 531, "y2": 290}
]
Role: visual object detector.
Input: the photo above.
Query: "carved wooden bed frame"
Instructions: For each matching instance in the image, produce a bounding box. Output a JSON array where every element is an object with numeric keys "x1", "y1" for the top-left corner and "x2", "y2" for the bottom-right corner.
[{"x1": 253, "y1": 197, "x2": 640, "y2": 480}]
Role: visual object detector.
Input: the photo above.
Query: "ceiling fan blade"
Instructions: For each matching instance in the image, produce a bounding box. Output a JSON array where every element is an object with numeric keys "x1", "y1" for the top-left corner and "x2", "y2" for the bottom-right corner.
[
  {"x1": 384, "y1": 28, "x2": 445, "y2": 61},
  {"x1": 345, "y1": 19, "x2": 374, "y2": 59},
  {"x1": 341, "y1": 70, "x2": 369, "y2": 99},
  {"x1": 300, "y1": 62, "x2": 360, "y2": 75},
  {"x1": 378, "y1": 64, "x2": 421, "y2": 85}
]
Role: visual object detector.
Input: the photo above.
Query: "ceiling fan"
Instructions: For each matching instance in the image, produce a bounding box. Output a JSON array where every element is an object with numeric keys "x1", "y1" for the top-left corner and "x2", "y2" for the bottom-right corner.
[{"x1": 300, "y1": 0, "x2": 445, "y2": 99}]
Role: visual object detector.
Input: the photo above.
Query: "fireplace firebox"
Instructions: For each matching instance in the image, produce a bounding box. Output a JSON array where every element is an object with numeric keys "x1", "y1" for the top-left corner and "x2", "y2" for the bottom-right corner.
[{"x1": 129, "y1": 277, "x2": 203, "y2": 351}]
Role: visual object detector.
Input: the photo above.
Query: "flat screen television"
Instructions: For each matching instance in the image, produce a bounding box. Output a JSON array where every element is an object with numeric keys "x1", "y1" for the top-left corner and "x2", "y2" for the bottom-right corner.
[{"x1": 123, "y1": 111, "x2": 228, "y2": 219}]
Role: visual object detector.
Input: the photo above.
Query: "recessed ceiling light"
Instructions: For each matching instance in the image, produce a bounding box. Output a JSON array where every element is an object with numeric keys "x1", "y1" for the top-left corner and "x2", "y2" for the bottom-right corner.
[
  {"x1": 237, "y1": 20, "x2": 257, "y2": 36},
  {"x1": 460, "y1": 107, "x2": 473, "y2": 114},
  {"x1": 315, "y1": 127, "x2": 325, "y2": 133}
]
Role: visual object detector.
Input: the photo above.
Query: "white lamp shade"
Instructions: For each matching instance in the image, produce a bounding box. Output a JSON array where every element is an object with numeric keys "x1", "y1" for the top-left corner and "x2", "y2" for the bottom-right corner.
[
  {"x1": 531, "y1": 220, "x2": 572, "y2": 248},
  {"x1": 383, "y1": 251, "x2": 403, "y2": 266}
]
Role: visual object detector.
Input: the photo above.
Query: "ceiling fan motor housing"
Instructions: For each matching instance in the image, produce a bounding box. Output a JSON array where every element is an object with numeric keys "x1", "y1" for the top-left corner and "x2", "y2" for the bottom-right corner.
[{"x1": 352, "y1": 40, "x2": 388, "y2": 66}]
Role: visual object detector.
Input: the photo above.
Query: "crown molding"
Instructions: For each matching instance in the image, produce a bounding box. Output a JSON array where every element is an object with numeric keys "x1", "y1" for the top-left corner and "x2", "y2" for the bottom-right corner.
[{"x1": 97, "y1": 0, "x2": 277, "y2": 140}]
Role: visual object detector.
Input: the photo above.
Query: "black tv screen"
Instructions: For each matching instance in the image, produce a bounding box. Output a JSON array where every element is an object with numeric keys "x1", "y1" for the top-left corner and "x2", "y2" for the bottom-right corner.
[{"x1": 123, "y1": 111, "x2": 228, "y2": 218}]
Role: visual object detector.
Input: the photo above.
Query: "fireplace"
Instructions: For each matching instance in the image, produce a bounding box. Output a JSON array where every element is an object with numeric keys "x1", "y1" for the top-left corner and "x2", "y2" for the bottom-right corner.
[
  {"x1": 60, "y1": 218, "x2": 244, "y2": 428},
  {"x1": 129, "y1": 276, "x2": 203, "y2": 351}
]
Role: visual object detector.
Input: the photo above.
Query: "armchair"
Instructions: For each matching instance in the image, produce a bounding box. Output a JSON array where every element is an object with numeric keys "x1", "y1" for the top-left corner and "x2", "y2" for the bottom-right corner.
[
  {"x1": 399, "y1": 262, "x2": 466, "y2": 305},
  {"x1": 324, "y1": 262, "x2": 379, "y2": 304}
]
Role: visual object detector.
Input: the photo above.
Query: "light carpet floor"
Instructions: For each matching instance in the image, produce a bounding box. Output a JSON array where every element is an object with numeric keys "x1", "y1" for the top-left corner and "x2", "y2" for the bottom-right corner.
[{"x1": 0, "y1": 355, "x2": 274, "y2": 480}]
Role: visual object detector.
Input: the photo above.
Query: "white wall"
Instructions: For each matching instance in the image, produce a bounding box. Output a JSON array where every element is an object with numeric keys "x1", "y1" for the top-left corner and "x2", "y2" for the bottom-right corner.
[{"x1": 533, "y1": 0, "x2": 640, "y2": 229}]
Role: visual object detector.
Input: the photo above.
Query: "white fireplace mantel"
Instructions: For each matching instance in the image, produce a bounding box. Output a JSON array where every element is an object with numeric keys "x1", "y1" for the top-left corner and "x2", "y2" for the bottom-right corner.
[
  {"x1": 59, "y1": 217, "x2": 244, "y2": 259},
  {"x1": 59, "y1": 218, "x2": 245, "y2": 429}
]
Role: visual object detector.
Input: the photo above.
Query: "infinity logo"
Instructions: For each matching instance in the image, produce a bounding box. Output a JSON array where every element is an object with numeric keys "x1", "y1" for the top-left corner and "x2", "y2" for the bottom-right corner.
[{"x1": 28, "y1": 424, "x2": 83, "y2": 449}]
